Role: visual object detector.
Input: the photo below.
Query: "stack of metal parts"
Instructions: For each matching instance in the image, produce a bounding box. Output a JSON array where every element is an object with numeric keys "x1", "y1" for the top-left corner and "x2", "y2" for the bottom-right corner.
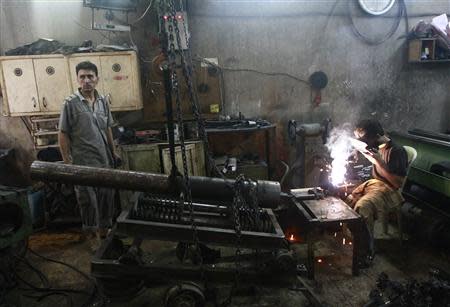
[{"x1": 365, "y1": 270, "x2": 450, "y2": 307}]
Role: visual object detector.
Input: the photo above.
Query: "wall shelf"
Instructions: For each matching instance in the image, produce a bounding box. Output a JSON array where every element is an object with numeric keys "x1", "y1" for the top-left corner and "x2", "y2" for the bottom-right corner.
[
  {"x1": 408, "y1": 38, "x2": 450, "y2": 63},
  {"x1": 29, "y1": 116, "x2": 59, "y2": 150}
]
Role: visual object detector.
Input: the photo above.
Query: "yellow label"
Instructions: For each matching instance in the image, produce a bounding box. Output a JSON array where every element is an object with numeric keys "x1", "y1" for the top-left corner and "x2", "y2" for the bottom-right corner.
[{"x1": 210, "y1": 104, "x2": 220, "y2": 113}]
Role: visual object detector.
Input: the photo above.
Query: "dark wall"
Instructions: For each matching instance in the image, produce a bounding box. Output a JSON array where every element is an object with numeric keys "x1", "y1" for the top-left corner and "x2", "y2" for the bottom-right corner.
[{"x1": 187, "y1": 1, "x2": 450, "y2": 134}]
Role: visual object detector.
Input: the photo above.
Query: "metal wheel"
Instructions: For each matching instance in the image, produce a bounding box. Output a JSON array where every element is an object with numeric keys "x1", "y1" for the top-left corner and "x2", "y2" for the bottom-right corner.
[
  {"x1": 165, "y1": 282, "x2": 205, "y2": 307},
  {"x1": 275, "y1": 251, "x2": 297, "y2": 272},
  {"x1": 96, "y1": 277, "x2": 144, "y2": 301}
]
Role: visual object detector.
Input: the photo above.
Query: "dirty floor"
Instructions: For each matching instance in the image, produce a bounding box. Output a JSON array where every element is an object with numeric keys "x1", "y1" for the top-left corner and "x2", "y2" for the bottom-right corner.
[{"x1": 2, "y1": 223, "x2": 449, "y2": 307}]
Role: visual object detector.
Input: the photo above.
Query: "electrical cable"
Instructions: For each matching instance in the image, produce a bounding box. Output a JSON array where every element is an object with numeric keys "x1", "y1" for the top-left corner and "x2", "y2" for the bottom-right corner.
[
  {"x1": 188, "y1": 10, "x2": 445, "y2": 19},
  {"x1": 14, "y1": 255, "x2": 50, "y2": 288},
  {"x1": 23, "y1": 291, "x2": 73, "y2": 307},
  {"x1": 193, "y1": 57, "x2": 310, "y2": 85},
  {"x1": 11, "y1": 248, "x2": 103, "y2": 307},
  {"x1": 348, "y1": 0, "x2": 405, "y2": 46},
  {"x1": 27, "y1": 248, "x2": 101, "y2": 307},
  {"x1": 323, "y1": 0, "x2": 341, "y2": 35},
  {"x1": 402, "y1": 0, "x2": 409, "y2": 38},
  {"x1": 129, "y1": 0, "x2": 155, "y2": 25}
]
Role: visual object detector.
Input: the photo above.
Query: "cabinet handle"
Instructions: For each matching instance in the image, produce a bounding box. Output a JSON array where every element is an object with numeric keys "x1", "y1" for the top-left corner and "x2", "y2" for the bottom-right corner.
[
  {"x1": 42, "y1": 97, "x2": 47, "y2": 108},
  {"x1": 106, "y1": 94, "x2": 112, "y2": 105},
  {"x1": 32, "y1": 97, "x2": 37, "y2": 108}
]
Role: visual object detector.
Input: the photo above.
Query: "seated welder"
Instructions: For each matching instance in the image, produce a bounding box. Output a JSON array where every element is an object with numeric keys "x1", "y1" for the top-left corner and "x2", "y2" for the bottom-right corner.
[{"x1": 346, "y1": 119, "x2": 408, "y2": 267}]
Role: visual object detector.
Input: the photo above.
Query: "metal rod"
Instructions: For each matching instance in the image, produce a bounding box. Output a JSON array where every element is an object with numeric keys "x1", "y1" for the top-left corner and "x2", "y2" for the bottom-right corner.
[{"x1": 30, "y1": 161, "x2": 280, "y2": 208}]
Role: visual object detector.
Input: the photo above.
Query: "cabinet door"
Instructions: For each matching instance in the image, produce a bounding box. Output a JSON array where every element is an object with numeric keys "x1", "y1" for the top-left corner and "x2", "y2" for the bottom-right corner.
[
  {"x1": 1, "y1": 59, "x2": 39, "y2": 114},
  {"x1": 34, "y1": 58, "x2": 72, "y2": 113},
  {"x1": 100, "y1": 54, "x2": 138, "y2": 111},
  {"x1": 68, "y1": 56, "x2": 104, "y2": 95}
]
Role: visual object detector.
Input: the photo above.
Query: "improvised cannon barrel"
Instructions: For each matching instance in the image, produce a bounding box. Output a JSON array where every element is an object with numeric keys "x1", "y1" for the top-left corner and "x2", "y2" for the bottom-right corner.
[{"x1": 30, "y1": 161, "x2": 280, "y2": 208}]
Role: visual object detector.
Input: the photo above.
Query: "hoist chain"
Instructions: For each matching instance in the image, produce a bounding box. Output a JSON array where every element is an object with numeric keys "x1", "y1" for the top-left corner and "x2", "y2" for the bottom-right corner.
[
  {"x1": 167, "y1": 0, "x2": 224, "y2": 178},
  {"x1": 160, "y1": 2, "x2": 262, "y2": 305},
  {"x1": 160, "y1": 0, "x2": 206, "y2": 286}
]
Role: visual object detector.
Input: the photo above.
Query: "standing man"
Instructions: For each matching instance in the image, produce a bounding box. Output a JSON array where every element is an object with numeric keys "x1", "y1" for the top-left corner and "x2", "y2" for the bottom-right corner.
[
  {"x1": 348, "y1": 119, "x2": 408, "y2": 266},
  {"x1": 58, "y1": 61, "x2": 119, "y2": 246}
]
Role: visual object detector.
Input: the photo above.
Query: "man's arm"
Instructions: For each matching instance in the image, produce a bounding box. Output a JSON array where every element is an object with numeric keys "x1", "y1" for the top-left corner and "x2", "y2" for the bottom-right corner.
[
  {"x1": 58, "y1": 131, "x2": 72, "y2": 164},
  {"x1": 104, "y1": 100, "x2": 120, "y2": 166},
  {"x1": 362, "y1": 151, "x2": 405, "y2": 189},
  {"x1": 106, "y1": 127, "x2": 121, "y2": 168},
  {"x1": 106, "y1": 127, "x2": 116, "y2": 157}
]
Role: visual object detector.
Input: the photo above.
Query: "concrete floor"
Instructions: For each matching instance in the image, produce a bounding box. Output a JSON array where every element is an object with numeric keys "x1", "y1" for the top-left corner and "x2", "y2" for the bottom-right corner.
[{"x1": 3, "y1": 224, "x2": 450, "y2": 307}]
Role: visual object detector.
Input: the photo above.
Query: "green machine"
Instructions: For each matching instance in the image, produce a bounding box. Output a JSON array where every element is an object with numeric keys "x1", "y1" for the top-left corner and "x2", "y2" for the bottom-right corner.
[
  {"x1": 390, "y1": 130, "x2": 450, "y2": 248},
  {"x1": 0, "y1": 185, "x2": 33, "y2": 250}
]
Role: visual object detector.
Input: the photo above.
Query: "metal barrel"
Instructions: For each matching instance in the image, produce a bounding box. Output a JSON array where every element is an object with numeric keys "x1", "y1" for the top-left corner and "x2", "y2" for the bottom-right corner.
[{"x1": 30, "y1": 161, "x2": 280, "y2": 208}]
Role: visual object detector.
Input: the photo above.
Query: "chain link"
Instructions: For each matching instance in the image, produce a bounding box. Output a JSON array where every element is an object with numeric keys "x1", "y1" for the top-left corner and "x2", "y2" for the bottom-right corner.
[
  {"x1": 166, "y1": 0, "x2": 201, "y2": 255},
  {"x1": 161, "y1": 0, "x2": 206, "y2": 284}
]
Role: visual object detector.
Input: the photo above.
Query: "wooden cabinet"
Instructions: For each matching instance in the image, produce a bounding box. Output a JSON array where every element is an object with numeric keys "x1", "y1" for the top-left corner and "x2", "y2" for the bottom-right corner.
[
  {"x1": 161, "y1": 141, "x2": 206, "y2": 176},
  {"x1": 1, "y1": 57, "x2": 71, "y2": 115},
  {"x1": 119, "y1": 141, "x2": 205, "y2": 176},
  {"x1": 0, "y1": 51, "x2": 143, "y2": 116},
  {"x1": 143, "y1": 58, "x2": 222, "y2": 122},
  {"x1": 120, "y1": 143, "x2": 161, "y2": 173}
]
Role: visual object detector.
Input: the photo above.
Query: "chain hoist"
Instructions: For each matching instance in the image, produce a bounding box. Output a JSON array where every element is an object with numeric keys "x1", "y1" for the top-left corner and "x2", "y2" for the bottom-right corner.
[
  {"x1": 159, "y1": 1, "x2": 205, "y2": 286},
  {"x1": 166, "y1": 0, "x2": 224, "y2": 178},
  {"x1": 159, "y1": 2, "x2": 262, "y2": 305},
  {"x1": 164, "y1": 0, "x2": 201, "y2": 258}
]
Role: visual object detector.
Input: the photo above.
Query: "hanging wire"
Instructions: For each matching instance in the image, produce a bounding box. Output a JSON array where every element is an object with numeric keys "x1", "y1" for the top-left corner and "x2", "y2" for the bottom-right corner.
[{"x1": 348, "y1": 0, "x2": 406, "y2": 46}]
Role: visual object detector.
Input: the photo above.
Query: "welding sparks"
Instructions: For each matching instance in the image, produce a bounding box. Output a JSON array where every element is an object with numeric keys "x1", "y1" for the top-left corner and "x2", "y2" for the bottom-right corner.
[
  {"x1": 289, "y1": 234, "x2": 295, "y2": 241},
  {"x1": 325, "y1": 125, "x2": 353, "y2": 186}
]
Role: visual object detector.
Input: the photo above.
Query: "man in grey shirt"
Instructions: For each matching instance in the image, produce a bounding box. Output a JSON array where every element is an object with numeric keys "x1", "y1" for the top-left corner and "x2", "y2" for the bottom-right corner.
[{"x1": 58, "y1": 61, "x2": 119, "y2": 245}]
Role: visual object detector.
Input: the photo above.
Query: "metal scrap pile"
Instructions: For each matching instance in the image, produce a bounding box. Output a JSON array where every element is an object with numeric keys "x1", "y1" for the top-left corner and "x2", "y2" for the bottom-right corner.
[
  {"x1": 365, "y1": 271, "x2": 450, "y2": 307},
  {"x1": 5, "y1": 38, "x2": 132, "y2": 56}
]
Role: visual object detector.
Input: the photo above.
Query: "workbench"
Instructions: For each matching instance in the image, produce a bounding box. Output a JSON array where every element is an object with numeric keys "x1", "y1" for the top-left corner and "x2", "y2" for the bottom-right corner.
[
  {"x1": 289, "y1": 195, "x2": 364, "y2": 279},
  {"x1": 206, "y1": 123, "x2": 277, "y2": 179}
]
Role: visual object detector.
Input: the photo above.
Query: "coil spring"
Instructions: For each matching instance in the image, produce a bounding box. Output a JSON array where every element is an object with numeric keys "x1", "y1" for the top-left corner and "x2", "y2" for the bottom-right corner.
[
  {"x1": 131, "y1": 194, "x2": 182, "y2": 223},
  {"x1": 130, "y1": 194, "x2": 275, "y2": 233}
]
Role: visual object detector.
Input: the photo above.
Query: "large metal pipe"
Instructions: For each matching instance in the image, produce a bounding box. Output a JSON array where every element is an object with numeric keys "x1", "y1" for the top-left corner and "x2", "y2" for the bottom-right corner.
[{"x1": 30, "y1": 161, "x2": 280, "y2": 208}]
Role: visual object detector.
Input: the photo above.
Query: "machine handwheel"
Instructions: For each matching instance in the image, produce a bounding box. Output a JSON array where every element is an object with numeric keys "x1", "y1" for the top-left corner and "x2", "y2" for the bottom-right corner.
[
  {"x1": 96, "y1": 277, "x2": 144, "y2": 301},
  {"x1": 165, "y1": 282, "x2": 205, "y2": 307}
]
